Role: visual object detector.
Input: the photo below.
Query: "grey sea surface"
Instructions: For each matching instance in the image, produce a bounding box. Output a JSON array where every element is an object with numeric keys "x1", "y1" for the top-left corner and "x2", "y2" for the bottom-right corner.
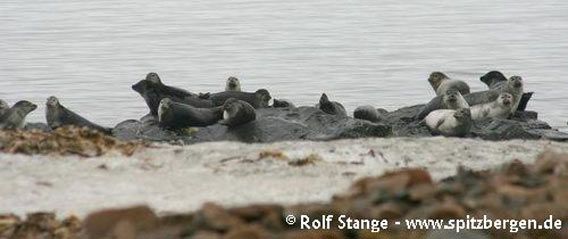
[{"x1": 1, "y1": 0, "x2": 567, "y2": 129}]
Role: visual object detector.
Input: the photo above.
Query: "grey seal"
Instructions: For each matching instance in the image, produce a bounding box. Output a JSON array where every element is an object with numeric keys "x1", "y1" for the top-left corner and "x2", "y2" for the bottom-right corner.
[
  {"x1": 272, "y1": 99, "x2": 296, "y2": 108},
  {"x1": 353, "y1": 105, "x2": 385, "y2": 122},
  {"x1": 416, "y1": 89, "x2": 470, "y2": 119},
  {"x1": 219, "y1": 98, "x2": 256, "y2": 127},
  {"x1": 470, "y1": 93, "x2": 514, "y2": 121},
  {"x1": 417, "y1": 76, "x2": 523, "y2": 119},
  {"x1": 45, "y1": 96, "x2": 112, "y2": 134},
  {"x1": 317, "y1": 93, "x2": 347, "y2": 116},
  {"x1": 0, "y1": 100, "x2": 37, "y2": 130},
  {"x1": 425, "y1": 108, "x2": 472, "y2": 137},
  {"x1": 479, "y1": 70, "x2": 508, "y2": 89},
  {"x1": 200, "y1": 89, "x2": 271, "y2": 109},
  {"x1": 132, "y1": 72, "x2": 213, "y2": 116},
  {"x1": 225, "y1": 76, "x2": 241, "y2": 91},
  {"x1": 428, "y1": 72, "x2": 470, "y2": 96},
  {"x1": 0, "y1": 100, "x2": 10, "y2": 117},
  {"x1": 158, "y1": 98, "x2": 223, "y2": 129}
]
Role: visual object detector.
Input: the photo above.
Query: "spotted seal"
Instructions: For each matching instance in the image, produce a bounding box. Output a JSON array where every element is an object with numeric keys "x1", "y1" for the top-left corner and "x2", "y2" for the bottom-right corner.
[
  {"x1": 416, "y1": 89, "x2": 470, "y2": 119},
  {"x1": 132, "y1": 72, "x2": 213, "y2": 115},
  {"x1": 0, "y1": 100, "x2": 9, "y2": 117},
  {"x1": 272, "y1": 99, "x2": 296, "y2": 108},
  {"x1": 428, "y1": 72, "x2": 470, "y2": 96},
  {"x1": 425, "y1": 108, "x2": 472, "y2": 137},
  {"x1": 45, "y1": 96, "x2": 112, "y2": 133},
  {"x1": 158, "y1": 98, "x2": 223, "y2": 129},
  {"x1": 353, "y1": 105, "x2": 384, "y2": 122},
  {"x1": 225, "y1": 76, "x2": 241, "y2": 91},
  {"x1": 470, "y1": 93, "x2": 514, "y2": 121},
  {"x1": 200, "y1": 89, "x2": 271, "y2": 109},
  {"x1": 219, "y1": 98, "x2": 256, "y2": 127},
  {"x1": 317, "y1": 93, "x2": 347, "y2": 116},
  {"x1": 0, "y1": 100, "x2": 37, "y2": 130}
]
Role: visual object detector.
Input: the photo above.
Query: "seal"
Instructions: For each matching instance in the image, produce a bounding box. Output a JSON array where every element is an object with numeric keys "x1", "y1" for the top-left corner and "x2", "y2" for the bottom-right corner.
[
  {"x1": 0, "y1": 100, "x2": 37, "y2": 130},
  {"x1": 0, "y1": 100, "x2": 10, "y2": 117},
  {"x1": 158, "y1": 98, "x2": 223, "y2": 129},
  {"x1": 470, "y1": 93, "x2": 514, "y2": 121},
  {"x1": 428, "y1": 72, "x2": 470, "y2": 96},
  {"x1": 479, "y1": 70, "x2": 508, "y2": 89},
  {"x1": 353, "y1": 105, "x2": 384, "y2": 122},
  {"x1": 201, "y1": 89, "x2": 271, "y2": 109},
  {"x1": 425, "y1": 108, "x2": 472, "y2": 137},
  {"x1": 45, "y1": 96, "x2": 112, "y2": 133},
  {"x1": 132, "y1": 72, "x2": 213, "y2": 115},
  {"x1": 219, "y1": 98, "x2": 256, "y2": 127},
  {"x1": 272, "y1": 99, "x2": 295, "y2": 108},
  {"x1": 416, "y1": 89, "x2": 470, "y2": 119},
  {"x1": 225, "y1": 76, "x2": 241, "y2": 91},
  {"x1": 317, "y1": 93, "x2": 347, "y2": 116}
]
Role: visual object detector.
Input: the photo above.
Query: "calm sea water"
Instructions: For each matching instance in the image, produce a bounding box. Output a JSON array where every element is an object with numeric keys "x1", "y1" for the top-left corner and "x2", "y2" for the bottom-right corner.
[{"x1": 1, "y1": 0, "x2": 567, "y2": 129}]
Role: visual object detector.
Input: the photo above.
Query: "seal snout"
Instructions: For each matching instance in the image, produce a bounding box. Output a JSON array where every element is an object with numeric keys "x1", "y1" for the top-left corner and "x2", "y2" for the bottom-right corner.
[{"x1": 509, "y1": 76, "x2": 523, "y2": 88}]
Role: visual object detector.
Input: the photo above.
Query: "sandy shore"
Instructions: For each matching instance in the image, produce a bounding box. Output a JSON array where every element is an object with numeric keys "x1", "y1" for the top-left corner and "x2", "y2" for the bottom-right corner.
[{"x1": 1, "y1": 137, "x2": 567, "y2": 218}]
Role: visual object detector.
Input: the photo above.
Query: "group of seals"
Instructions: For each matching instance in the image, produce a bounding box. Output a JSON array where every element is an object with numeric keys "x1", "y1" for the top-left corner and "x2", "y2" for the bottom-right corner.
[{"x1": 0, "y1": 100, "x2": 37, "y2": 130}]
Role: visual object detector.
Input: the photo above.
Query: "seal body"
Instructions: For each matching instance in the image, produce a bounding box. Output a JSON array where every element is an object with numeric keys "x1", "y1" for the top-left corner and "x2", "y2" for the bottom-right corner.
[
  {"x1": 45, "y1": 96, "x2": 111, "y2": 133},
  {"x1": 0, "y1": 100, "x2": 10, "y2": 117},
  {"x1": 428, "y1": 72, "x2": 470, "y2": 96},
  {"x1": 317, "y1": 93, "x2": 347, "y2": 116},
  {"x1": 219, "y1": 98, "x2": 256, "y2": 127},
  {"x1": 464, "y1": 76, "x2": 523, "y2": 113},
  {"x1": 416, "y1": 90, "x2": 469, "y2": 119},
  {"x1": 354, "y1": 105, "x2": 384, "y2": 122},
  {"x1": 425, "y1": 108, "x2": 472, "y2": 137},
  {"x1": 158, "y1": 98, "x2": 223, "y2": 129},
  {"x1": 132, "y1": 72, "x2": 213, "y2": 116},
  {"x1": 0, "y1": 100, "x2": 37, "y2": 130},
  {"x1": 470, "y1": 93, "x2": 514, "y2": 121},
  {"x1": 202, "y1": 89, "x2": 271, "y2": 109},
  {"x1": 273, "y1": 99, "x2": 295, "y2": 108},
  {"x1": 225, "y1": 77, "x2": 241, "y2": 91}
]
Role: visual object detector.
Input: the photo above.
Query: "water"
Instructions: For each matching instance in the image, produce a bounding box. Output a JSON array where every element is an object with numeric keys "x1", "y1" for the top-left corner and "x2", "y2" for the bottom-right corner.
[{"x1": 1, "y1": 0, "x2": 567, "y2": 128}]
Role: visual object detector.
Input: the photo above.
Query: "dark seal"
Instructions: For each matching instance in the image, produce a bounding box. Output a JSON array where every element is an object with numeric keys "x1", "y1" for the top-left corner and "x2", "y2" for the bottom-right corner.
[
  {"x1": 317, "y1": 93, "x2": 347, "y2": 116},
  {"x1": 0, "y1": 100, "x2": 37, "y2": 130},
  {"x1": 272, "y1": 99, "x2": 295, "y2": 108},
  {"x1": 158, "y1": 98, "x2": 223, "y2": 129},
  {"x1": 45, "y1": 96, "x2": 112, "y2": 134},
  {"x1": 0, "y1": 100, "x2": 9, "y2": 117},
  {"x1": 219, "y1": 98, "x2": 256, "y2": 127},
  {"x1": 132, "y1": 72, "x2": 213, "y2": 116},
  {"x1": 353, "y1": 105, "x2": 384, "y2": 122},
  {"x1": 200, "y1": 89, "x2": 271, "y2": 109}
]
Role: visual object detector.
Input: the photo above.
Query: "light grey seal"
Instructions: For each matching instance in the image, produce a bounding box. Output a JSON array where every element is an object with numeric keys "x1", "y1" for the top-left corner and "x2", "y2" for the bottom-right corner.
[
  {"x1": 132, "y1": 72, "x2": 213, "y2": 116},
  {"x1": 225, "y1": 76, "x2": 241, "y2": 91},
  {"x1": 45, "y1": 96, "x2": 112, "y2": 134},
  {"x1": 272, "y1": 99, "x2": 296, "y2": 108},
  {"x1": 0, "y1": 100, "x2": 9, "y2": 117},
  {"x1": 353, "y1": 105, "x2": 384, "y2": 122},
  {"x1": 470, "y1": 93, "x2": 514, "y2": 121},
  {"x1": 428, "y1": 72, "x2": 470, "y2": 96},
  {"x1": 0, "y1": 100, "x2": 37, "y2": 130},
  {"x1": 158, "y1": 98, "x2": 223, "y2": 129},
  {"x1": 219, "y1": 98, "x2": 256, "y2": 127},
  {"x1": 200, "y1": 89, "x2": 271, "y2": 109},
  {"x1": 317, "y1": 93, "x2": 347, "y2": 116},
  {"x1": 416, "y1": 89, "x2": 469, "y2": 119},
  {"x1": 425, "y1": 108, "x2": 472, "y2": 137}
]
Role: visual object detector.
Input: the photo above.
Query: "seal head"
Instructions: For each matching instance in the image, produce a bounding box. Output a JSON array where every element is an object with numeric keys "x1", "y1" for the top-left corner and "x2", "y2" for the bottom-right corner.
[
  {"x1": 428, "y1": 72, "x2": 449, "y2": 91},
  {"x1": 0, "y1": 100, "x2": 10, "y2": 117},
  {"x1": 225, "y1": 77, "x2": 241, "y2": 91},
  {"x1": 480, "y1": 71, "x2": 507, "y2": 89},
  {"x1": 318, "y1": 93, "x2": 347, "y2": 116},
  {"x1": 219, "y1": 98, "x2": 256, "y2": 127}
]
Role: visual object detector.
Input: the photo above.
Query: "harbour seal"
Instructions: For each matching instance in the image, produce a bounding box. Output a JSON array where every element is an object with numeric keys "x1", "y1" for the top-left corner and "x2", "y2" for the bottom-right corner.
[
  {"x1": 416, "y1": 89, "x2": 470, "y2": 119},
  {"x1": 272, "y1": 99, "x2": 295, "y2": 108},
  {"x1": 417, "y1": 76, "x2": 523, "y2": 119},
  {"x1": 200, "y1": 89, "x2": 271, "y2": 109},
  {"x1": 0, "y1": 100, "x2": 37, "y2": 130},
  {"x1": 317, "y1": 93, "x2": 347, "y2": 116},
  {"x1": 158, "y1": 98, "x2": 223, "y2": 129},
  {"x1": 219, "y1": 98, "x2": 256, "y2": 127},
  {"x1": 0, "y1": 100, "x2": 9, "y2": 117},
  {"x1": 353, "y1": 105, "x2": 384, "y2": 122},
  {"x1": 470, "y1": 93, "x2": 514, "y2": 121},
  {"x1": 425, "y1": 108, "x2": 472, "y2": 137},
  {"x1": 428, "y1": 72, "x2": 470, "y2": 96},
  {"x1": 225, "y1": 76, "x2": 241, "y2": 91},
  {"x1": 132, "y1": 72, "x2": 213, "y2": 115},
  {"x1": 479, "y1": 70, "x2": 508, "y2": 89},
  {"x1": 45, "y1": 96, "x2": 112, "y2": 133}
]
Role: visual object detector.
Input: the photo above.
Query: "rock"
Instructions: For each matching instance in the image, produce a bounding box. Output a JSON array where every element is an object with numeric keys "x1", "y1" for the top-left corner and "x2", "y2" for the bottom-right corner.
[{"x1": 83, "y1": 205, "x2": 159, "y2": 239}]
